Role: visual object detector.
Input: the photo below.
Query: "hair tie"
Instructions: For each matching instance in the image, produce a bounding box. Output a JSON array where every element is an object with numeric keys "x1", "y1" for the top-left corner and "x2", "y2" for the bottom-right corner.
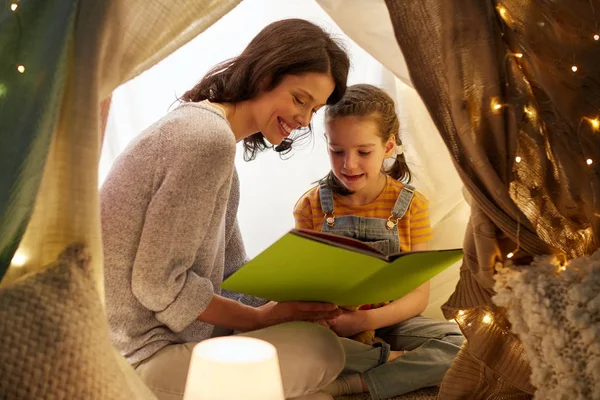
[{"x1": 395, "y1": 144, "x2": 407, "y2": 158}]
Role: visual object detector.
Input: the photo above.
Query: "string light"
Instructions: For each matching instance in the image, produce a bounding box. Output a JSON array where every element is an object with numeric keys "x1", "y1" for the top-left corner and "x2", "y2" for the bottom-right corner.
[
  {"x1": 505, "y1": 193, "x2": 522, "y2": 259},
  {"x1": 482, "y1": 314, "x2": 493, "y2": 324},
  {"x1": 558, "y1": 265, "x2": 567, "y2": 272},
  {"x1": 10, "y1": 251, "x2": 27, "y2": 267},
  {"x1": 571, "y1": 65, "x2": 578, "y2": 72},
  {"x1": 458, "y1": 310, "x2": 465, "y2": 316},
  {"x1": 498, "y1": 6, "x2": 507, "y2": 19},
  {"x1": 594, "y1": 34, "x2": 600, "y2": 41},
  {"x1": 10, "y1": 3, "x2": 25, "y2": 76},
  {"x1": 515, "y1": 156, "x2": 522, "y2": 163},
  {"x1": 491, "y1": 98, "x2": 503, "y2": 112},
  {"x1": 587, "y1": 159, "x2": 593, "y2": 165},
  {"x1": 586, "y1": 117, "x2": 599, "y2": 130},
  {"x1": 513, "y1": 53, "x2": 523, "y2": 58},
  {"x1": 524, "y1": 105, "x2": 536, "y2": 119}
]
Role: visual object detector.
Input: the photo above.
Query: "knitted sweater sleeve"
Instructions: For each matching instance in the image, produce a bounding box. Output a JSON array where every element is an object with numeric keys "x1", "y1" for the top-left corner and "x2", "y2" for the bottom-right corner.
[{"x1": 130, "y1": 115, "x2": 236, "y2": 332}]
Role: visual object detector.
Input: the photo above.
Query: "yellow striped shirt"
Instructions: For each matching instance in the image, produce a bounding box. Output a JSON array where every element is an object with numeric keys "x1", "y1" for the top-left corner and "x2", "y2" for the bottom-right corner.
[{"x1": 293, "y1": 176, "x2": 433, "y2": 252}]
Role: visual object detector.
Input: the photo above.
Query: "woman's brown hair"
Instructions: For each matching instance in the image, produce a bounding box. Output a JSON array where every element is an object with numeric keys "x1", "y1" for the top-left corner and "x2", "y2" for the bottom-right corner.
[
  {"x1": 180, "y1": 19, "x2": 350, "y2": 161},
  {"x1": 320, "y1": 84, "x2": 412, "y2": 194}
]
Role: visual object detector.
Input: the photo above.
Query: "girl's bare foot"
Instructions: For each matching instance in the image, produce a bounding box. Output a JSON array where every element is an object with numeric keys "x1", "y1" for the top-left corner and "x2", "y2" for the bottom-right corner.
[
  {"x1": 387, "y1": 350, "x2": 407, "y2": 363},
  {"x1": 322, "y1": 373, "x2": 366, "y2": 396}
]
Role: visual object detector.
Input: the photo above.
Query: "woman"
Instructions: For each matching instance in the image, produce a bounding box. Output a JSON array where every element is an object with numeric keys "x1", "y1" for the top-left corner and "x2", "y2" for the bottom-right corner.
[{"x1": 100, "y1": 19, "x2": 350, "y2": 400}]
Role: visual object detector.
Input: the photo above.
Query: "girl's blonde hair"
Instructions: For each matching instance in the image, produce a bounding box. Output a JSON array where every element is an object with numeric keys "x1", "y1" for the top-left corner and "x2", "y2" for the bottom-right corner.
[{"x1": 320, "y1": 84, "x2": 412, "y2": 194}]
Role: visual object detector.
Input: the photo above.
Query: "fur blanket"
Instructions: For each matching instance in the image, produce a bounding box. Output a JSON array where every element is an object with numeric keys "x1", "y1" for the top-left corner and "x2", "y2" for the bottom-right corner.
[{"x1": 493, "y1": 250, "x2": 600, "y2": 400}]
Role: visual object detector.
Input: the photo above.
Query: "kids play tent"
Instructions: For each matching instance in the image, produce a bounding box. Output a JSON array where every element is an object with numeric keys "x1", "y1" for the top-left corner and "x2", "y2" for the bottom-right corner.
[{"x1": 1, "y1": 0, "x2": 598, "y2": 399}]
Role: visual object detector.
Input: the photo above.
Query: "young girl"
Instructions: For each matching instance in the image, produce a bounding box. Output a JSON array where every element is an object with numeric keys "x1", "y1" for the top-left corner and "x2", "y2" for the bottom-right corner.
[
  {"x1": 101, "y1": 19, "x2": 351, "y2": 400},
  {"x1": 294, "y1": 84, "x2": 464, "y2": 399}
]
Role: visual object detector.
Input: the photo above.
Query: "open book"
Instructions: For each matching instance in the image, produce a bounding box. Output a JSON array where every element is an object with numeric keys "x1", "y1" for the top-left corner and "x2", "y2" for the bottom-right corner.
[{"x1": 221, "y1": 229, "x2": 463, "y2": 306}]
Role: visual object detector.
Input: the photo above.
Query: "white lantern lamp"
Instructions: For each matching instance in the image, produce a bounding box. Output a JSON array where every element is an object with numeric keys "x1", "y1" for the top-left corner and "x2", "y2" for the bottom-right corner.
[{"x1": 183, "y1": 336, "x2": 285, "y2": 400}]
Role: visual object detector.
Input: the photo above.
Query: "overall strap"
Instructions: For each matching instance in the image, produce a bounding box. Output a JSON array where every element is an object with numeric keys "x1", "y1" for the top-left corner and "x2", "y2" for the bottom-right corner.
[
  {"x1": 391, "y1": 184, "x2": 415, "y2": 219},
  {"x1": 319, "y1": 185, "x2": 335, "y2": 215},
  {"x1": 319, "y1": 185, "x2": 336, "y2": 226}
]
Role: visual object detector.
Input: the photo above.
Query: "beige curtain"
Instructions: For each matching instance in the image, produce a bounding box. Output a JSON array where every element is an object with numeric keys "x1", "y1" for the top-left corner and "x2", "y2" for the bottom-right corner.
[
  {"x1": 2, "y1": 0, "x2": 242, "y2": 297},
  {"x1": 2, "y1": 2, "x2": 241, "y2": 397},
  {"x1": 384, "y1": 0, "x2": 600, "y2": 397}
]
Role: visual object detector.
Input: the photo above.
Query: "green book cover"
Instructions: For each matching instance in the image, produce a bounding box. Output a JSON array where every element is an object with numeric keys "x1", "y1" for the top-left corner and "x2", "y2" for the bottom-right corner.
[{"x1": 221, "y1": 229, "x2": 463, "y2": 306}]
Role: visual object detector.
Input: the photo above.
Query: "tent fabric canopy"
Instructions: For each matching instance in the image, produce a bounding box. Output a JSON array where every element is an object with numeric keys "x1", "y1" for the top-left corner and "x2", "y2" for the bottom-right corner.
[
  {"x1": 384, "y1": 0, "x2": 600, "y2": 396},
  {"x1": 1, "y1": 0, "x2": 598, "y2": 398},
  {"x1": 1, "y1": 0, "x2": 241, "y2": 396},
  {"x1": 0, "y1": 0, "x2": 242, "y2": 291}
]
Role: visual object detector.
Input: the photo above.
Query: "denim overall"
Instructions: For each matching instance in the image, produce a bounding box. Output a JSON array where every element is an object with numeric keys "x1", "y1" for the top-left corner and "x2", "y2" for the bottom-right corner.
[
  {"x1": 318, "y1": 183, "x2": 465, "y2": 399},
  {"x1": 319, "y1": 184, "x2": 414, "y2": 257}
]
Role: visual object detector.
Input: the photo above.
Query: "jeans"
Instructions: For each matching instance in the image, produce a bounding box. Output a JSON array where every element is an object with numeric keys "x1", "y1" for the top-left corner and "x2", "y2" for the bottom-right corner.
[{"x1": 339, "y1": 316, "x2": 464, "y2": 400}]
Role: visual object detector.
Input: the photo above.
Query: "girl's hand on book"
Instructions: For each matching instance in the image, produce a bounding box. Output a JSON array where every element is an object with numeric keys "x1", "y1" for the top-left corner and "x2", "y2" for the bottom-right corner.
[
  {"x1": 329, "y1": 310, "x2": 369, "y2": 337},
  {"x1": 255, "y1": 301, "x2": 342, "y2": 329},
  {"x1": 314, "y1": 319, "x2": 333, "y2": 328},
  {"x1": 314, "y1": 316, "x2": 341, "y2": 328}
]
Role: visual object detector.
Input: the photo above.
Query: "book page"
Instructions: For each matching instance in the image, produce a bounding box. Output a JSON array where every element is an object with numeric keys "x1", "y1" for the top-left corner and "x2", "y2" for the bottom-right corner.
[{"x1": 293, "y1": 229, "x2": 387, "y2": 259}]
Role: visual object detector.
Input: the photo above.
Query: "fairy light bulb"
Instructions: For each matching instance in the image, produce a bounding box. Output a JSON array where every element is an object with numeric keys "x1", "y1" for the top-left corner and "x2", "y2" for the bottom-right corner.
[
  {"x1": 491, "y1": 98, "x2": 503, "y2": 112},
  {"x1": 589, "y1": 118, "x2": 599, "y2": 130},
  {"x1": 458, "y1": 310, "x2": 465, "y2": 316},
  {"x1": 594, "y1": 34, "x2": 600, "y2": 41},
  {"x1": 17, "y1": 65, "x2": 25, "y2": 73},
  {"x1": 523, "y1": 106, "x2": 536, "y2": 121},
  {"x1": 498, "y1": 6, "x2": 507, "y2": 18},
  {"x1": 571, "y1": 65, "x2": 578, "y2": 72},
  {"x1": 558, "y1": 265, "x2": 567, "y2": 272},
  {"x1": 11, "y1": 251, "x2": 27, "y2": 267},
  {"x1": 514, "y1": 53, "x2": 523, "y2": 58},
  {"x1": 482, "y1": 314, "x2": 492, "y2": 324},
  {"x1": 10, "y1": 3, "x2": 18, "y2": 11},
  {"x1": 587, "y1": 159, "x2": 593, "y2": 165},
  {"x1": 507, "y1": 252, "x2": 514, "y2": 259},
  {"x1": 515, "y1": 156, "x2": 522, "y2": 163}
]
